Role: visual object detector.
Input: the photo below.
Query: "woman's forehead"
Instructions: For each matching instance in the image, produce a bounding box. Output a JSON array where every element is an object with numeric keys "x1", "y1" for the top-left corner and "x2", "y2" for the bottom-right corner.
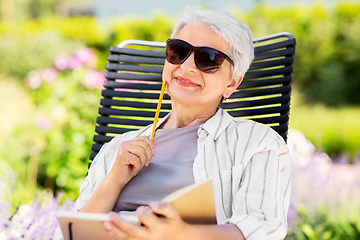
[{"x1": 174, "y1": 23, "x2": 229, "y2": 54}]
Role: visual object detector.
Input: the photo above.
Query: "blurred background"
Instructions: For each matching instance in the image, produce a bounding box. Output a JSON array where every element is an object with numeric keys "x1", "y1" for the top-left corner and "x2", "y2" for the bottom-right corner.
[{"x1": 0, "y1": 0, "x2": 359, "y2": 239}]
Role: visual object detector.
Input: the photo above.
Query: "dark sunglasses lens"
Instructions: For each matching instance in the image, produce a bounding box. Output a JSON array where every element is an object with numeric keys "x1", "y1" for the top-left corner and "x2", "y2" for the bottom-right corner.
[
  {"x1": 196, "y1": 48, "x2": 225, "y2": 73},
  {"x1": 166, "y1": 40, "x2": 191, "y2": 64}
]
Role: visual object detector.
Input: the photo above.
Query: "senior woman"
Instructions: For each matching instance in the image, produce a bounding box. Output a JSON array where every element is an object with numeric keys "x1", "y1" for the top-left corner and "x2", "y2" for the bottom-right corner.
[{"x1": 55, "y1": 8, "x2": 291, "y2": 240}]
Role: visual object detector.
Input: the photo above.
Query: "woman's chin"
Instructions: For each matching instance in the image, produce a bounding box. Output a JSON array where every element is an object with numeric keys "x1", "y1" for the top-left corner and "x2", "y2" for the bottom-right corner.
[
  {"x1": 167, "y1": 86, "x2": 221, "y2": 109},
  {"x1": 170, "y1": 95, "x2": 198, "y2": 107},
  {"x1": 167, "y1": 87, "x2": 198, "y2": 102}
]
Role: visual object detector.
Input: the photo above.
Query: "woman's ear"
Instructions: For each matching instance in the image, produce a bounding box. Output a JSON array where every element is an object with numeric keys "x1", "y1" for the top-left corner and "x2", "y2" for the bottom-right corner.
[{"x1": 223, "y1": 74, "x2": 244, "y2": 98}]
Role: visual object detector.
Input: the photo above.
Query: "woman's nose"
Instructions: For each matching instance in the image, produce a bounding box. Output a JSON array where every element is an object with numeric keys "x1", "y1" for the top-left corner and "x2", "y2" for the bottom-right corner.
[{"x1": 180, "y1": 52, "x2": 199, "y2": 73}]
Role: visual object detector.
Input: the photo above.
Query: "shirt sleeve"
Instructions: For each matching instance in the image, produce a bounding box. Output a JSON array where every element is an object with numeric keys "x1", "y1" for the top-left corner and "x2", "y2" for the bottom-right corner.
[{"x1": 226, "y1": 127, "x2": 291, "y2": 240}]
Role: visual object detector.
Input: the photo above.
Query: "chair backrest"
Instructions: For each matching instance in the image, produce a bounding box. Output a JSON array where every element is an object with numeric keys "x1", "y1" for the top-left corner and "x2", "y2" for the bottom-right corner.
[{"x1": 89, "y1": 33, "x2": 296, "y2": 167}]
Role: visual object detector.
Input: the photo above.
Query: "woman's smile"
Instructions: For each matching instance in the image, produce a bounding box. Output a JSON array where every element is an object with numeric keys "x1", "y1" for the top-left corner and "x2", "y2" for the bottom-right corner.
[{"x1": 175, "y1": 76, "x2": 200, "y2": 87}]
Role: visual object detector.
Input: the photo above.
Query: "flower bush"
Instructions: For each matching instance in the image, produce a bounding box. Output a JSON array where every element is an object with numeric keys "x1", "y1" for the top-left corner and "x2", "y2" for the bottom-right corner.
[
  {"x1": 0, "y1": 171, "x2": 73, "y2": 239},
  {"x1": 286, "y1": 130, "x2": 360, "y2": 239},
  {"x1": 0, "y1": 46, "x2": 105, "y2": 203},
  {"x1": 25, "y1": 47, "x2": 106, "y2": 198}
]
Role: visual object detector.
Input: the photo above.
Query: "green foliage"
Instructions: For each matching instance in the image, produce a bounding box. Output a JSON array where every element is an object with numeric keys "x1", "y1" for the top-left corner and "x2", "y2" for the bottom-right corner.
[
  {"x1": 0, "y1": 75, "x2": 36, "y2": 204},
  {"x1": 235, "y1": 3, "x2": 360, "y2": 106},
  {"x1": 0, "y1": 15, "x2": 174, "y2": 80},
  {"x1": 0, "y1": 61, "x2": 102, "y2": 201},
  {"x1": 0, "y1": 31, "x2": 80, "y2": 80},
  {"x1": 28, "y1": 69, "x2": 99, "y2": 197},
  {"x1": 16, "y1": 0, "x2": 56, "y2": 20},
  {"x1": 0, "y1": 18, "x2": 99, "y2": 80},
  {"x1": 2, "y1": 4, "x2": 360, "y2": 105},
  {"x1": 287, "y1": 206, "x2": 360, "y2": 240}
]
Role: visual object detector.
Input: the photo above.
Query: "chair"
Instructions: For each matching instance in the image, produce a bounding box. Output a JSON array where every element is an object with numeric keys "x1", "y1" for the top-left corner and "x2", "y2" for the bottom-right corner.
[{"x1": 88, "y1": 33, "x2": 296, "y2": 168}]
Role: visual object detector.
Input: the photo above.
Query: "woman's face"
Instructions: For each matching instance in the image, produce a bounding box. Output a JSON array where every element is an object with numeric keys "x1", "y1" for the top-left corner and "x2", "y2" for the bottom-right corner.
[{"x1": 163, "y1": 23, "x2": 238, "y2": 109}]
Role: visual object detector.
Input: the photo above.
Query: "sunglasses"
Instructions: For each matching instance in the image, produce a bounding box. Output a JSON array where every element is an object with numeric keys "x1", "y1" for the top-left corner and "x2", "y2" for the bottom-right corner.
[{"x1": 165, "y1": 39, "x2": 234, "y2": 73}]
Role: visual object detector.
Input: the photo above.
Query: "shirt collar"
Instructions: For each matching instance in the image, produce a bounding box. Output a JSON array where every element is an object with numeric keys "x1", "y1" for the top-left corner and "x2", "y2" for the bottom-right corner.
[
  {"x1": 199, "y1": 108, "x2": 234, "y2": 140},
  {"x1": 156, "y1": 112, "x2": 171, "y2": 129}
]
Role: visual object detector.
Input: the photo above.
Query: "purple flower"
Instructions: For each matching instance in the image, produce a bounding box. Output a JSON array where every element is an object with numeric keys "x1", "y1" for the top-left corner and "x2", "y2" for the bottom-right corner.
[
  {"x1": 0, "y1": 202, "x2": 11, "y2": 232},
  {"x1": 354, "y1": 156, "x2": 360, "y2": 165},
  {"x1": 286, "y1": 201, "x2": 298, "y2": 230},
  {"x1": 0, "y1": 172, "x2": 73, "y2": 238},
  {"x1": 288, "y1": 129, "x2": 360, "y2": 223},
  {"x1": 0, "y1": 187, "x2": 74, "y2": 238}
]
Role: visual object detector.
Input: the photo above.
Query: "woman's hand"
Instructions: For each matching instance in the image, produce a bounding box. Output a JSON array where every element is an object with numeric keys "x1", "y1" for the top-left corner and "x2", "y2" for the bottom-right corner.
[
  {"x1": 77, "y1": 136, "x2": 157, "y2": 214},
  {"x1": 108, "y1": 136, "x2": 158, "y2": 187},
  {"x1": 104, "y1": 202, "x2": 188, "y2": 240}
]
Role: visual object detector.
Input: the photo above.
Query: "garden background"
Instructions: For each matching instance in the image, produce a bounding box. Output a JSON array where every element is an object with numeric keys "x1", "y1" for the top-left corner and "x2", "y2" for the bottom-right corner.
[{"x1": 0, "y1": 0, "x2": 360, "y2": 239}]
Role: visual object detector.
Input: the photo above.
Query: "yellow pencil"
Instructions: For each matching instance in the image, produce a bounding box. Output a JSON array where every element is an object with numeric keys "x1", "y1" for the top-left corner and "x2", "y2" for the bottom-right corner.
[{"x1": 150, "y1": 81, "x2": 166, "y2": 141}]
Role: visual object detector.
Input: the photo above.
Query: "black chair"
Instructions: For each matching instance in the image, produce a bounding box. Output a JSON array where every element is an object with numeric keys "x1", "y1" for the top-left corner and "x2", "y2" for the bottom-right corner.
[{"x1": 89, "y1": 33, "x2": 296, "y2": 168}]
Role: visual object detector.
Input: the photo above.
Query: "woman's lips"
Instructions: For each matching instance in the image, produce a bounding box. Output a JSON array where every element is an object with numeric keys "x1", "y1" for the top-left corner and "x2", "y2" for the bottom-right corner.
[{"x1": 175, "y1": 76, "x2": 200, "y2": 87}]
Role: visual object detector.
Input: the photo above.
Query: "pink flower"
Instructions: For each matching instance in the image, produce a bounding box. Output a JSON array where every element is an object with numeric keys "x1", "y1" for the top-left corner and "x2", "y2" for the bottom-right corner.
[
  {"x1": 94, "y1": 72, "x2": 106, "y2": 89},
  {"x1": 53, "y1": 56, "x2": 69, "y2": 71},
  {"x1": 73, "y1": 47, "x2": 96, "y2": 64},
  {"x1": 25, "y1": 70, "x2": 42, "y2": 89},
  {"x1": 53, "y1": 48, "x2": 97, "y2": 71},
  {"x1": 41, "y1": 68, "x2": 57, "y2": 83},
  {"x1": 83, "y1": 70, "x2": 106, "y2": 89},
  {"x1": 36, "y1": 116, "x2": 51, "y2": 130},
  {"x1": 68, "y1": 55, "x2": 83, "y2": 70}
]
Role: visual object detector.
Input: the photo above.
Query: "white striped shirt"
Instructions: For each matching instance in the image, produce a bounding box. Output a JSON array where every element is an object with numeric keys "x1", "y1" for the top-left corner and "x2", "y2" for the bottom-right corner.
[{"x1": 69, "y1": 108, "x2": 291, "y2": 240}]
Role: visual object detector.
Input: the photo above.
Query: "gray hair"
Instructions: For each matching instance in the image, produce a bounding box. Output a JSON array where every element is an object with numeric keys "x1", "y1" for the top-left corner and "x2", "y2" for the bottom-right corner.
[{"x1": 171, "y1": 8, "x2": 254, "y2": 78}]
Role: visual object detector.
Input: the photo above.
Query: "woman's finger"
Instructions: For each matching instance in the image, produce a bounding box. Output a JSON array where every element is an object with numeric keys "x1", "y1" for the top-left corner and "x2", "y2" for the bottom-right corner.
[
  {"x1": 121, "y1": 150, "x2": 141, "y2": 168},
  {"x1": 137, "y1": 135, "x2": 157, "y2": 146},
  {"x1": 134, "y1": 136, "x2": 157, "y2": 150},
  {"x1": 127, "y1": 145, "x2": 148, "y2": 166},
  {"x1": 107, "y1": 212, "x2": 148, "y2": 240},
  {"x1": 135, "y1": 136, "x2": 158, "y2": 156},
  {"x1": 136, "y1": 206, "x2": 161, "y2": 229},
  {"x1": 130, "y1": 136, "x2": 158, "y2": 165},
  {"x1": 133, "y1": 136, "x2": 157, "y2": 155},
  {"x1": 148, "y1": 201, "x2": 181, "y2": 221},
  {"x1": 103, "y1": 221, "x2": 128, "y2": 239},
  {"x1": 128, "y1": 142, "x2": 152, "y2": 164},
  {"x1": 137, "y1": 203, "x2": 186, "y2": 239},
  {"x1": 118, "y1": 142, "x2": 148, "y2": 169}
]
